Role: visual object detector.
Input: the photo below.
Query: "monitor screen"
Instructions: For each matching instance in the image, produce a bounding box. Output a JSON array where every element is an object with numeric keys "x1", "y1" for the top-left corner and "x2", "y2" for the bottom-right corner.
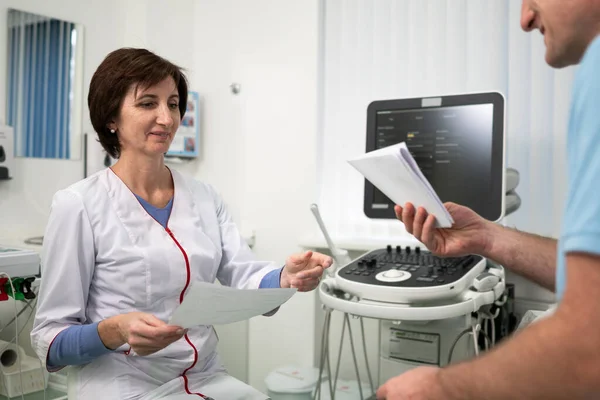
[{"x1": 364, "y1": 92, "x2": 505, "y2": 222}]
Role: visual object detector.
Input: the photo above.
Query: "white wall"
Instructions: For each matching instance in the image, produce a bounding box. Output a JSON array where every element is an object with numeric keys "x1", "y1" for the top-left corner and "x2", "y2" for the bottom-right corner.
[
  {"x1": 236, "y1": 0, "x2": 320, "y2": 385},
  {"x1": 182, "y1": 0, "x2": 321, "y2": 391}
]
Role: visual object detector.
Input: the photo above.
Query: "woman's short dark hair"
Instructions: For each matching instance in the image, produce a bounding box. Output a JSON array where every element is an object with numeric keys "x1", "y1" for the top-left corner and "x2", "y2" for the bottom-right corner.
[{"x1": 88, "y1": 48, "x2": 188, "y2": 158}]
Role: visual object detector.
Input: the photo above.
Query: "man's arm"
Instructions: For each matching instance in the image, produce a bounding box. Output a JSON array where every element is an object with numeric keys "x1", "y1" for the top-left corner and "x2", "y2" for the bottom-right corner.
[
  {"x1": 438, "y1": 252, "x2": 600, "y2": 399},
  {"x1": 482, "y1": 223, "x2": 557, "y2": 291}
]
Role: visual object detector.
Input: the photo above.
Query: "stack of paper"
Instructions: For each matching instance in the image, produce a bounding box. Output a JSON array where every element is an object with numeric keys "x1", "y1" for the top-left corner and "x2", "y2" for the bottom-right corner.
[{"x1": 348, "y1": 142, "x2": 454, "y2": 228}]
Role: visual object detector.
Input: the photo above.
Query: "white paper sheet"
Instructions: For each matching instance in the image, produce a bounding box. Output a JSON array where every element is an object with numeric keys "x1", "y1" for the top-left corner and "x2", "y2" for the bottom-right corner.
[
  {"x1": 168, "y1": 282, "x2": 297, "y2": 328},
  {"x1": 348, "y1": 142, "x2": 453, "y2": 228}
]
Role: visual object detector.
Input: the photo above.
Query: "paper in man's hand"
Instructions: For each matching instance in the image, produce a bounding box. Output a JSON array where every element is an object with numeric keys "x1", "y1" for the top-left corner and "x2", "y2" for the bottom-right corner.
[{"x1": 348, "y1": 142, "x2": 453, "y2": 228}]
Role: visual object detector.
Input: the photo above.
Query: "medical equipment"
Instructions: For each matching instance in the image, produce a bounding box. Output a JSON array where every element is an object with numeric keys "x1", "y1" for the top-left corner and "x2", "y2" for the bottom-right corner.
[
  {"x1": 0, "y1": 271, "x2": 48, "y2": 400},
  {"x1": 318, "y1": 252, "x2": 507, "y2": 375},
  {"x1": 0, "y1": 338, "x2": 47, "y2": 398},
  {"x1": 0, "y1": 125, "x2": 14, "y2": 180},
  {"x1": 315, "y1": 92, "x2": 518, "y2": 399},
  {"x1": 0, "y1": 244, "x2": 48, "y2": 399},
  {"x1": 0, "y1": 247, "x2": 40, "y2": 281},
  {"x1": 362, "y1": 92, "x2": 506, "y2": 222}
]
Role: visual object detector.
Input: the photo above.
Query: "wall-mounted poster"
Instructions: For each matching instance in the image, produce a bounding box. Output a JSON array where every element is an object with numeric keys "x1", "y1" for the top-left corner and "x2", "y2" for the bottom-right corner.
[{"x1": 167, "y1": 91, "x2": 200, "y2": 158}]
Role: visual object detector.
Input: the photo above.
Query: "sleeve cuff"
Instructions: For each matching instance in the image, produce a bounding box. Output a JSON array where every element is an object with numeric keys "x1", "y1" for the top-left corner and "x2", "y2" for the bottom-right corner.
[
  {"x1": 259, "y1": 267, "x2": 283, "y2": 289},
  {"x1": 47, "y1": 322, "x2": 114, "y2": 369},
  {"x1": 563, "y1": 233, "x2": 600, "y2": 256}
]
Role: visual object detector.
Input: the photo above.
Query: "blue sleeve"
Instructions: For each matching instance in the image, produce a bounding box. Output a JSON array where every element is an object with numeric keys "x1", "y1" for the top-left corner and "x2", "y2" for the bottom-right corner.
[
  {"x1": 259, "y1": 268, "x2": 283, "y2": 288},
  {"x1": 562, "y1": 36, "x2": 600, "y2": 256},
  {"x1": 47, "y1": 322, "x2": 113, "y2": 369}
]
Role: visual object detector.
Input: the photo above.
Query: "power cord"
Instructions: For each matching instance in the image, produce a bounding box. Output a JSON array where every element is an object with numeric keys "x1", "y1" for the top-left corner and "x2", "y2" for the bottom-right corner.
[
  {"x1": 314, "y1": 309, "x2": 334, "y2": 400},
  {"x1": 344, "y1": 314, "x2": 364, "y2": 400},
  {"x1": 331, "y1": 311, "x2": 347, "y2": 400},
  {"x1": 359, "y1": 317, "x2": 374, "y2": 397},
  {"x1": 447, "y1": 320, "x2": 491, "y2": 365},
  {"x1": 316, "y1": 311, "x2": 372, "y2": 400}
]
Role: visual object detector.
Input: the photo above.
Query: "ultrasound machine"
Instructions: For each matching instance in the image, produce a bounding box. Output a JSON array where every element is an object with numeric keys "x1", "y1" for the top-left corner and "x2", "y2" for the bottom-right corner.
[{"x1": 315, "y1": 92, "x2": 521, "y2": 399}]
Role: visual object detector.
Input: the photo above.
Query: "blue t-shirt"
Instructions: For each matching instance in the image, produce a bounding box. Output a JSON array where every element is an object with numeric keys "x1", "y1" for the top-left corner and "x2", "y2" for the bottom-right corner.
[{"x1": 556, "y1": 34, "x2": 600, "y2": 299}]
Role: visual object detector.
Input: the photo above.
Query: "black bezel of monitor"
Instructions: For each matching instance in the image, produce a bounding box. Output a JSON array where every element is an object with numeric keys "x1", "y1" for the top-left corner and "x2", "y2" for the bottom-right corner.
[{"x1": 363, "y1": 92, "x2": 505, "y2": 221}]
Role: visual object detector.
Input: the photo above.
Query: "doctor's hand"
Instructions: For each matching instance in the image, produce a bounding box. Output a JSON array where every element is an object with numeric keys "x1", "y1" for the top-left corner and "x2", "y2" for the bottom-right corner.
[
  {"x1": 396, "y1": 202, "x2": 493, "y2": 258},
  {"x1": 114, "y1": 312, "x2": 186, "y2": 356},
  {"x1": 376, "y1": 366, "x2": 448, "y2": 400},
  {"x1": 281, "y1": 251, "x2": 333, "y2": 292}
]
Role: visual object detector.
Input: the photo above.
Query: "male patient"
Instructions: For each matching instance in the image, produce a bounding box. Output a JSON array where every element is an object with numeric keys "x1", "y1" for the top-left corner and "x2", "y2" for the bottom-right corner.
[{"x1": 377, "y1": 0, "x2": 600, "y2": 399}]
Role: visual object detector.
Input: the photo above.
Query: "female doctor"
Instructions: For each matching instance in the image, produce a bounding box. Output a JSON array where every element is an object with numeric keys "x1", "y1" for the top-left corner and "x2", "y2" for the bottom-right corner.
[{"x1": 30, "y1": 48, "x2": 333, "y2": 400}]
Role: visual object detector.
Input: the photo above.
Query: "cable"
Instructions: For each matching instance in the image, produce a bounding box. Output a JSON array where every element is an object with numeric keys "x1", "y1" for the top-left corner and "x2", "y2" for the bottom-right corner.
[
  {"x1": 494, "y1": 293, "x2": 508, "y2": 307},
  {"x1": 447, "y1": 324, "x2": 491, "y2": 365},
  {"x1": 315, "y1": 310, "x2": 326, "y2": 400},
  {"x1": 344, "y1": 314, "x2": 364, "y2": 400},
  {"x1": 447, "y1": 328, "x2": 473, "y2": 365},
  {"x1": 359, "y1": 317, "x2": 374, "y2": 397},
  {"x1": 0, "y1": 273, "x2": 25, "y2": 400},
  {"x1": 325, "y1": 317, "x2": 333, "y2": 400},
  {"x1": 315, "y1": 309, "x2": 335, "y2": 400},
  {"x1": 491, "y1": 318, "x2": 495, "y2": 346},
  {"x1": 472, "y1": 324, "x2": 480, "y2": 356},
  {"x1": 479, "y1": 330, "x2": 491, "y2": 354},
  {"x1": 314, "y1": 309, "x2": 334, "y2": 400},
  {"x1": 332, "y1": 311, "x2": 347, "y2": 400},
  {"x1": 480, "y1": 307, "x2": 500, "y2": 347}
]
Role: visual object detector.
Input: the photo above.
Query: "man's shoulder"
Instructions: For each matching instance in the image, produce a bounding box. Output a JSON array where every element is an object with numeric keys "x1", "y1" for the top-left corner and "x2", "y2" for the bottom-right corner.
[
  {"x1": 584, "y1": 34, "x2": 600, "y2": 59},
  {"x1": 570, "y1": 35, "x2": 600, "y2": 124},
  {"x1": 578, "y1": 35, "x2": 600, "y2": 79}
]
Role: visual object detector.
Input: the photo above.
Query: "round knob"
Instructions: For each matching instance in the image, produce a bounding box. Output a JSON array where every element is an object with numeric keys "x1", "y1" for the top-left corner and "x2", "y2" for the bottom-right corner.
[
  {"x1": 386, "y1": 245, "x2": 392, "y2": 253},
  {"x1": 427, "y1": 266, "x2": 434, "y2": 275},
  {"x1": 367, "y1": 259, "x2": 377, "y2": 268},
  {"x1": 415, "y1": 247, "x2": 421, "y2": 254},
  {"x1": 405, "y1": 246, "x2": 411, "y2": 253},
  {"x1": 396, "y1": 245, "x2": 401, "y2": 253},
  {"x1": 383, "y1": 270, "x2": 405, "y2": 278}
]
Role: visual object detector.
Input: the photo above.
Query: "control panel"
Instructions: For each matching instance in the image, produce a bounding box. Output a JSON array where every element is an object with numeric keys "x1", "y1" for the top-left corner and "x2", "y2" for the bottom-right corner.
[{"x1": 337, "y1": 245, "x2": 483, "y2": 288}]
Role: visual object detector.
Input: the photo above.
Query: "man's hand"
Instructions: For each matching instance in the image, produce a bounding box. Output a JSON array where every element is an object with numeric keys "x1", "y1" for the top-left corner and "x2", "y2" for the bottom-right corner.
[
  {"x1": 396, "y1": 202, "x2": 494, "y2": 257},
  {"x1": 376, "y1": 366, "x2": 448, "y2": 400},
  {"x1": 280, "y1": 251, "x2": 333, "y2": 291}
]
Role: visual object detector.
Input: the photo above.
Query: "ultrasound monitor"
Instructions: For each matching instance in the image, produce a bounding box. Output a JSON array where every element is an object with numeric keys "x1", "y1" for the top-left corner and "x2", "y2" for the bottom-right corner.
[{"x1": 363, "y1": 92, "x2": 505, "y2": 222}]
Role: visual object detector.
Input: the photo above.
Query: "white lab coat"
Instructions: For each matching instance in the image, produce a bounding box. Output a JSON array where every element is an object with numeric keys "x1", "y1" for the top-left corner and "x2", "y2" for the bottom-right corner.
[{"x1": 31, "y1": 168, "x2": 279, "y2": 399}]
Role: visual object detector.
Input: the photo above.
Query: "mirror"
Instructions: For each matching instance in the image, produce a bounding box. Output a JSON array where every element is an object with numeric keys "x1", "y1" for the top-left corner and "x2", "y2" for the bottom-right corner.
[{"x1": 6, "y1": 9, "x2": 84, "y2": 160}]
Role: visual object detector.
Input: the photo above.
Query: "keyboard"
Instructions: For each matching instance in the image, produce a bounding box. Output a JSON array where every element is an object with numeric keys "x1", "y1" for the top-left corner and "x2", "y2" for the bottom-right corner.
[{"x1": 337, "y1": 246, "x2": 483, "y2": 288}]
